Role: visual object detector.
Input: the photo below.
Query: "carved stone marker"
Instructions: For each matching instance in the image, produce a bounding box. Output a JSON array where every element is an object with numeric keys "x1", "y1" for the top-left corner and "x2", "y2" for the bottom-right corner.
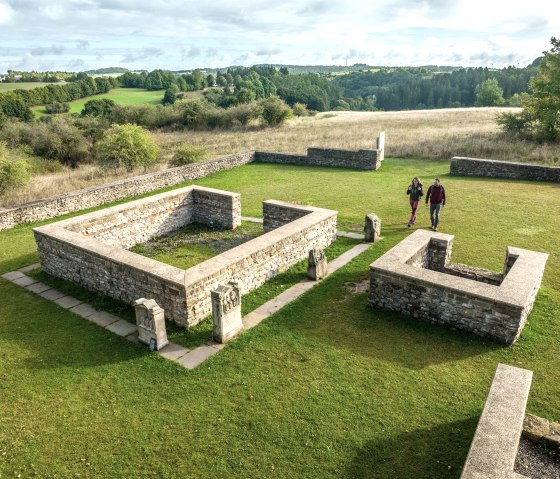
[
  {"x1": 364, "y1": 213, "x2": 381, "y2": 243},
  {"x1": 134, "y1": 298, "x2": 168, "y2": 351},
  {"x1": 308, "y1": 248, "x2": 328, "y2": 280},
  {"x1": 212, "y1": 281, "x2": 243, "y2": 344},
  {"x1": 376, "y1": 132, "x2": 385, "y2": 163}
]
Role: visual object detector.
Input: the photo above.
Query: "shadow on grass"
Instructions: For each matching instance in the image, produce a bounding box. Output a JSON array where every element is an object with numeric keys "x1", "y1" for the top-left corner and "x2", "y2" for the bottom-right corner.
[
  {"x1": 345, "y1": 416, "x2": 478, "y2": 479},
  {"x1": 0, "y1": 281, "x2": 151, "y2": 371},
  {"x1": 273, "y1": 268, "x2": 504, "y2": 370}
]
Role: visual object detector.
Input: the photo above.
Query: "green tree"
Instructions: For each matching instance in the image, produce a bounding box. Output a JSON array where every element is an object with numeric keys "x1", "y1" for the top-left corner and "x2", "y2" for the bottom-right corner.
[
  {"x1": 525, "y1": 37, "x2": 560, "y2": 140},
  {"x1": 95, "y1": 124, "x2": 159, "y2": 170},
  {"x1": 236, "y1": 87, "x2": 256, "y2": 104},
  {"x1": 475, "y1": 78, "x2": 504, "y2": 106},
  {"x1": 162, "y1": 84, "x2": 179, "y2": 105},
  {"x1": 82, "y1": 99, "x2": 116, "y2": 119}
]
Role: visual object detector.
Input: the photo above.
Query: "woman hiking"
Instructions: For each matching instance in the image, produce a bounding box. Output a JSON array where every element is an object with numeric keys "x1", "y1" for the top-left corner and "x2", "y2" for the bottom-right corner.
[{"x1": 406, "y1": 177, "x2": 423, "y2": 227}]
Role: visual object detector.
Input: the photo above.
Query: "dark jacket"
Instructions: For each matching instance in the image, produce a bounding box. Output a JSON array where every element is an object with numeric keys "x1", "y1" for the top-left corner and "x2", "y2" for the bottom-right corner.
[
  {"x1": 407, "y1": 184, "x2": 423, "y2": 201},
  {"x1": 426, "y1": 184, "x2": 446, "y2": 205}
]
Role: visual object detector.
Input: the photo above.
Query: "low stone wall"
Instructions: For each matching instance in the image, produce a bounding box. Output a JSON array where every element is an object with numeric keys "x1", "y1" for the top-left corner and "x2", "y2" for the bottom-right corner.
[
  {"x1": 183, "y1": 200, "x2": 337, "y2": 325},
  {"x1": 461, "y1": 363, "x2": 532, "y2": 479},
  {"x1": 255, "y1": 146, "x2": 382, "y2": 170},
  {"x1": 368, "y1": 229, "x2": 548, "y2": 344},
  {"x1": 0, "y1": 152, "x2": 254, "y2": 232},
  {"x1": 34, "y1": 188, "x2": 337, "y2": 327},
  {"x1": 450, "y1": 157, "x2": 560, "y2": 182}
]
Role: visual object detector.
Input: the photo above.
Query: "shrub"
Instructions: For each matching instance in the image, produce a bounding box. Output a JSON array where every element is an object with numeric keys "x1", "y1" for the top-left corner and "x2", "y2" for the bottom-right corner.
[
  {"x1": 292, "y1": 102, "x2": 309, "y2": 117},
  {"x1": 496, "y1": 111, "x2": 534, "y2": 138},
  {"x1": 45, "y1": 102, "x2": 70, "y2": 114},
  {"x1": 170, "y1": 145, "x2": 208, "y2": 166},
  {"x1": 258, "y1": 96, "x2": 293, "y2": 126},
  {"x1": 0, "y1": 143, "x2": 30, "y2": 194},
  {"x1": 95, "y1": 124, "x2": 159, "y2": 171},
  {"x1": 82, "y1": 99, "x2": 116, "y2": 119}
]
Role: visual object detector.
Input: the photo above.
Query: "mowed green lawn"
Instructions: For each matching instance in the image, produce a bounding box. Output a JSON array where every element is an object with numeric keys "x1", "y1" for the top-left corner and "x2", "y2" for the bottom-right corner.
[
  {"x1": 1, "y1": 158, "x2": 559, "y2": 478},
  {"x1": 32, "y1": 88, "x2": 165, "y2": 117}
]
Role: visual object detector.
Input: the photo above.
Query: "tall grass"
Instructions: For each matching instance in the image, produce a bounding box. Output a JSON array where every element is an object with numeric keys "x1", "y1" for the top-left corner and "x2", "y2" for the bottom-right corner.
[{"x1": 2, "y1": 107, "x2": 559, "y2": 207}]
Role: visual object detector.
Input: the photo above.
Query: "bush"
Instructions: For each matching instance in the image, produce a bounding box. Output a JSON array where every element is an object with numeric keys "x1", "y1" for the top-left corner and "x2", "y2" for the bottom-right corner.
[
  {"x1": 82, "y1": 99, "x2": 116, "y2": 119},
  {"x1": 95, "y1": 124, "x2": 159, "y2": 171},
  {"x1": 496, "y1": 111, "x2": 534, "y2": 138},
  {"x1": 44, "y1": 102, "x2": 70, "y2": 114},
  {"x1": 0, "y1": 143, "x2": 30, "y2": 194},
  {"x1": 170, "y1": 145, "x2": 208, "y2": 166},
  {"x1": 292, "y1": 102, "x2": 309, "y2": 117},
  {"x1": 258, "y1": 96, "x2": 293, "y2": 126}
]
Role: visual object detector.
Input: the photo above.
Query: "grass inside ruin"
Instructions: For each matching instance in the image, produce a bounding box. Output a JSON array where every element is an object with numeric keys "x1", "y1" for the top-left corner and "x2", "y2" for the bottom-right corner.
[
  {"x1": 129, "y1": 221, "x2": 264, "y2": 270},
  {"x1": 1, "y1": 158, "x2": 560, "y2": 478}
]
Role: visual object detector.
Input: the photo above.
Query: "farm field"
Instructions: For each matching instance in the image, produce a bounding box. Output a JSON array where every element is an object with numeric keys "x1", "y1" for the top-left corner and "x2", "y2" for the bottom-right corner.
[
  {"x1": 0, "y1": 82, "x2": 54, "y2": 92},
  {"x1": 32, "y1": 87, "x2": 166, "y2": 117},
  {"x1": 1, "y1": 158, "x2": 559, "y2": 478}
]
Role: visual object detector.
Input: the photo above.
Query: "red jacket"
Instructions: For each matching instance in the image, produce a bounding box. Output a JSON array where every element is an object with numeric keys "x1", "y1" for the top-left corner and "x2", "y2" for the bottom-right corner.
[{"x1": 426, "y1": 184, "x2": 446, "y2": 205}]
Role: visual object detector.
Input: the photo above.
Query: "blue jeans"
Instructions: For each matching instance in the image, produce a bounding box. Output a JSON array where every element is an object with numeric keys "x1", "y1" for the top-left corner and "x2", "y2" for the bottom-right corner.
[{"x1": 430, "y1": 203, "x2": 442, "y2": 227}]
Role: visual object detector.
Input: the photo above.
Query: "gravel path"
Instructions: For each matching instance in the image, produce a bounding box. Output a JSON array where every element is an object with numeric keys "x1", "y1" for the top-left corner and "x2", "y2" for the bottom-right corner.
[{"x1": 515, "y1": 437, "x2": 560, "y2": 478}]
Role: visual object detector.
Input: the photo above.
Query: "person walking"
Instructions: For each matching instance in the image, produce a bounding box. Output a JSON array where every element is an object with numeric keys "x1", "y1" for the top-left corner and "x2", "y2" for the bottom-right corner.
[
  {"x1": 425, "y1": 178, "x2": 446, "y2": 231},
  {"x1": 406, "y1": 177, "x2": 423, "y2": 227}
]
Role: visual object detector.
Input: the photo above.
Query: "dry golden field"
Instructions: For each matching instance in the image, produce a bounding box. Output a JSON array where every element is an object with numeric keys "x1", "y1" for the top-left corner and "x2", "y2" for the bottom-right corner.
[{"x1": 2, "y1": 107, "x2": 559, "y2": 207}]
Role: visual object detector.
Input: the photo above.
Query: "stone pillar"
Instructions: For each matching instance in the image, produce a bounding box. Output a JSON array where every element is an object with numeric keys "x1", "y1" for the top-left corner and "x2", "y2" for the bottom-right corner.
[
  {"x1": 212, "y1": 281, "x2": 243, "y2": 344},
  {"x1": 134, "y1": 298, "x2": 169, "y2": 351},
  {"x1": 364, "y1": 213, "x2": 381, "y2": 242},
  {"x1": 308, "y1": 248, "x2": 328, "y2": 280},
  {"x1": 376, "y1": 131, "x2": 385, "y2": 165}
]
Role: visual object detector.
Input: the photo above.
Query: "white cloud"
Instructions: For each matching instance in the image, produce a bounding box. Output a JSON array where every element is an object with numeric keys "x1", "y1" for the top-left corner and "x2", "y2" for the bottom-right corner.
[{"x1": 0, "y1": 2, "x2": 15, "y2": 24}]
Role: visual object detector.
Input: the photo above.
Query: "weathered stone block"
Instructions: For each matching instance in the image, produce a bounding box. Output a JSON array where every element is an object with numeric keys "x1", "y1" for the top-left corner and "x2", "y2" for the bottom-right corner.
[
  {"x1": 364, "y1": 213, "x2": 381, "y2": 243},
  {"x1": 212, "y1": 282, "x2": 243, "y2": 344},
  {"x1": 134, "y1": 298, "x2": 169, "y2": 351},
  {"x1": 307, "y1": 248, "x2": 328, "y2": 280}
]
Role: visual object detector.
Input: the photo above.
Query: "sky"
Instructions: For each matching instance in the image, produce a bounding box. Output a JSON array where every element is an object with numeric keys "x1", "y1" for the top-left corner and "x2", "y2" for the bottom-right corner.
[{"x1": 0, "y1": 0, "x2": 559, "y2": 73}]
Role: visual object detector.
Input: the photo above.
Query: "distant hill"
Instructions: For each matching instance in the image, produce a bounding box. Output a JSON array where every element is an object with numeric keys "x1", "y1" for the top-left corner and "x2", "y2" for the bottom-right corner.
[{"x1": 84, "y1": 67, "x2": 130, "y2": 75}]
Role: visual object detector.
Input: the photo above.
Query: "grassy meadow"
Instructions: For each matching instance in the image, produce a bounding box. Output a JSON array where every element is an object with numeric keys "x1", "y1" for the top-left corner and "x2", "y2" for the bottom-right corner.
[
  {"x1": 0, "y1": 82, "x2": 53, "y2": 92},
  {"x1": 31, "y1": 87, "x2": 166, "y2": 117},
  {"x1": 1, "y1": 157, "x2": 559, "y2": 478}
]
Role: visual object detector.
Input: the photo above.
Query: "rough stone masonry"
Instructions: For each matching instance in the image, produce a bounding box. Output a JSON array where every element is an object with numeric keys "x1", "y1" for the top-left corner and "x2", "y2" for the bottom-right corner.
[
  {"x1": 34, "y1": 185, "x2": 337, "y2": 327},
  {"x1": 368, "y1": 229, "x2": 548, "y2": 344}
]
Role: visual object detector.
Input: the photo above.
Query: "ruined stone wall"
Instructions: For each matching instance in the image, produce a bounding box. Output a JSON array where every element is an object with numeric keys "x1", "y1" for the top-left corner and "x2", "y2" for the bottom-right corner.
[
  {"x1": 262, "y1": 200, "x2": 320, "y2": 232},
  {"x1": 182, "y1": 205, "x2": 337, "y2": 326},
  {"x1": 33, "y1": 186, "x2": 240, "y2": 323},
  {"x1": 450, "y1": 157, "x2": 560, "y2": 182},
  {"x1": 0, "y1": 152, "x2": 254, "y2": 232},
  {"x1": 255, "y1": 147, "x2": 382, "y2": 170},
  {"x1": 34, "y1": 190, "x2": 338, "y2": 327},
  {"x1": 369, "y1": 230, "x2": 548, "y2": 344}
]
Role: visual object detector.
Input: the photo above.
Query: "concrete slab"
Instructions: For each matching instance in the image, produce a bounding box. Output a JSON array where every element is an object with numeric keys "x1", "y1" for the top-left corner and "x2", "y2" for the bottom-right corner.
[
  {"x1": 1, "y1": 271, "x2": 25, "y2": 281},
  {"x1": 18, "y1": 263, "x2": 41, "y2": 273},
  {"x1": 176, "y1": 346, "x2": 219, "y2": 370},
  {"x1": 106, "y1": 319, "x2": 137, "y2": 337},
  {"x1": 39, "y1": 288, "x2": 66, "y2": 301},
  {"x1": 329, "y1": 243, "x2": 371, "y2": 272},
  {"x1": 207, "y1": 341, "x2": 227, "y2": 350},
  {"x1": 53, "y1": 295, "x2": 82, "y2": 309},
  {"x1": 337, "y1": 230, "x2": 363, "y2": 240},
  {"x1": 241, "y1": 216, "x2": 263, "y2": 223},
  {"x1": 158, "y1": 342, "x2": 189, "y2": 361},
  {"x1": 88, "y1": 311, "x2": 119, "y2": 327},
  {"x1": 69, "y1": 302, "x2": 98, "y2": 318},
  {"x1": 13, "y1": 275, "x2": 38, "y2": 287},
  {"x1": 125, "y1": 332, "x2": 140, "y2": 344},
  {"x1": 25, "y1": 282, "x2": 51, "y2": 294},
  {"x1": 242, "y1": 311, "x2": 269, "y2": 330}
]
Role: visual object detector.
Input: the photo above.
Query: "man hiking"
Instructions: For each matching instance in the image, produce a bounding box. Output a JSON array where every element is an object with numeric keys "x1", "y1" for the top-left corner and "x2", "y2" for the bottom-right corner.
[{"x1": 425, "y1": 178, "x2": 446, "y2": 231}]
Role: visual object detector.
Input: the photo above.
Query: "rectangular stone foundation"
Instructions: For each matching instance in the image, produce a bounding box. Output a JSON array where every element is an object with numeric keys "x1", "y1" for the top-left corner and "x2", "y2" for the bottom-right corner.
[
  {"x1": 368, "y1": 230, "x2": 548, "y2": 344},
  {"x1": 34, "y1": 187, "x2": 337, "y2": 328}
]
